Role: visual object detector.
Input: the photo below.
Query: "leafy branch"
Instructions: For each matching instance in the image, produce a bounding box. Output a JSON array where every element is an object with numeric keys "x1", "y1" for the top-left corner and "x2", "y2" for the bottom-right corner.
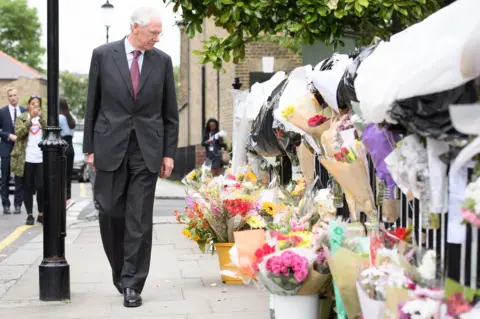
[{"x1": 167, "y1": 0, "x2": 441, "y2": 70}]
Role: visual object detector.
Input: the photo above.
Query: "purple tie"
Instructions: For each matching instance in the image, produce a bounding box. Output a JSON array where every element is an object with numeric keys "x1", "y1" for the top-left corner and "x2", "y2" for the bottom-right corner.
[{"x1": 130, "y1": 50, "x2": 141, "y2": 100}]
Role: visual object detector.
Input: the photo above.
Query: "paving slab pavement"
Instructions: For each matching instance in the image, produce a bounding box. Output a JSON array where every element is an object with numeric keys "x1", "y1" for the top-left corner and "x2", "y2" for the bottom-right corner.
[
  {"x1": 0, "y1": 211, "x2": 269, "y2": 318},
  {"x1": 155, "y1": 179, "x2": 186, "y2": 199}
]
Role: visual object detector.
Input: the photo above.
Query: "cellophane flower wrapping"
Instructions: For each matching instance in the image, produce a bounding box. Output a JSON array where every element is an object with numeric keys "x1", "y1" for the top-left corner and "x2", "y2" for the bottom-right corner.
[
  {"x1": 361, "y1": 124, "x2": 399, "y2": 200},
  {"x1": 384, "y1": 135, "x2": 439, "y2": 229},
  {"x1": 257, "y1": 247, "x2": 318, "y2": 296},
  {"x1": 199, "y1": 177, "x2": 229, "y2": 243},
  {"x1": 356, "y1": 266, "x2": 390, "y2": 318},
  {"x1": 275, "y1": 67, "x2": 321, "y2": 135},
  {"x1": 314, "y1": 188, "x2": 337, "y2": 223},
  {"x1": 297, "y1": 143, "x2": 315, "y2": 185},
  {"x1": 326, "y1": 221, "x2": 370, "y2": 319},
  {"x1": 219, "y1": 230, "x2": 266, "y2": 286},
  {"x1": 319, "y1": 140, "x2": 377, "y2": 220}
]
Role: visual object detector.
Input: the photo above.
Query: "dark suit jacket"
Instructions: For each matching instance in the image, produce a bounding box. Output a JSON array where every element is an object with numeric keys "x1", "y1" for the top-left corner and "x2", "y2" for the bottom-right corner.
[
  {"x1": 0, "y1": 105, "x2": 27, "y2": 157},
  {"x1": 83, "y1": 39, "x2": 179, "y2": 173}
]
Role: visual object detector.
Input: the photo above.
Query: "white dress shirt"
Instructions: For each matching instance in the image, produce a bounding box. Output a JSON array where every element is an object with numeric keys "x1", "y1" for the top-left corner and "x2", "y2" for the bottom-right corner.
[
  {"x1": 124, "y1": 37, "x2": 145, "y2": 73},
  {"x1": 8, "y1": 104, "x2": 21, "y2": 126}
]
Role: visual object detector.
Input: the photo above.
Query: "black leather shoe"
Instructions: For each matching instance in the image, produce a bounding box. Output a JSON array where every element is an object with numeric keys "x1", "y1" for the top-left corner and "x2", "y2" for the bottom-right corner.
[
  {"x1": 123, "y1": 288, "x2": 142, "y2": 307},
  {"x1": 3, "y1": 206, "x2": 11, "y2": 214},
  {"x1": 114, "y1": 281, "x2": 122, "y2": 295},
  {"x1": 14, "y1": 206, "x2": 21, "y2": 214}
]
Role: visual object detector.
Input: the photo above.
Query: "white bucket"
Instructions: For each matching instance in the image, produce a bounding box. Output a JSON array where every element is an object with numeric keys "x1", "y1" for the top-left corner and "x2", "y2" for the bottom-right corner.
[{"x1": 273, "y1": 294, "x2": 319, "y2": 319}]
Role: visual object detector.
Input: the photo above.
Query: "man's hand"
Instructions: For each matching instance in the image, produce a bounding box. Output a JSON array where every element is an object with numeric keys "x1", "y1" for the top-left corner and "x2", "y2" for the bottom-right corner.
[
  {"x1": 160, "y1": 157, "x2": 174, "y2": 179},
  {"x1": 8, "y1": 134, "x2": 17, "y2": 142},
  {"x1": 86, "y1": 153, "x2": 96, "y2": 172},
  {"x1": 87, "y1": 153, "x2": 94, "y2": 166}
]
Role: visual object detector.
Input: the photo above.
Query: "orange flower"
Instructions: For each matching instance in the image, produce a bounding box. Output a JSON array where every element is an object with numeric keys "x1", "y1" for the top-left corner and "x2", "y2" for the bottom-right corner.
[
  {"x1": 191, "y1": 222, "x2": 197, "y2": 227},
  {"x1": 198, "y1": 211, "x2": 204, "y2": 219},
  {"x1": 174, "y1": 210, "x2": 179, "y2": 216},
  {"x1": 202, "y1": 221, "x2": 209, "y2": 229},
  {"x1": 176, "y1": 216, "x2": 181, "y2": 223},
  {"x1": 188, "y1": 212, "x2": 194, "y2": 219}
]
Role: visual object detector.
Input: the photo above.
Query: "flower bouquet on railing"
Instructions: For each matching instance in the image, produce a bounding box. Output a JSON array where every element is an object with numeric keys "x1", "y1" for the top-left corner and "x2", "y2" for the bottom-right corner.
[
  {"x1": 461, "y1": 177, "x2": 480, "y2": 228},
  {"x1": 319, "y1": 123, "x2": 377, "y2": 221},
  {"x1": 324, "y1": 220, "x2": 370, "y2": 319}
]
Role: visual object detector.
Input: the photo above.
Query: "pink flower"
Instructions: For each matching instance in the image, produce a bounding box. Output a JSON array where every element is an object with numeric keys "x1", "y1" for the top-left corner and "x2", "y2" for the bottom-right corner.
[
  {"x1": 271, "y1": 264, "x2": 282, "y2": 276},
  {"x1": 294, "y1": 268, "x2": 308, "y2": 282},
  {"x1": 461, "y1": 208, "x2": 480, "y2": 228}
]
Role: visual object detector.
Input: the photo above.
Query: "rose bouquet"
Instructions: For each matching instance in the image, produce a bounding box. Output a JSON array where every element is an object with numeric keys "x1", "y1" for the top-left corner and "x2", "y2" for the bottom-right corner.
[
  {"x1": 257, "y1": 248, "x2": 319, "y2": 295},
  {"x1": 461, "y1": 177, "x2": 480, "y2": 228}
]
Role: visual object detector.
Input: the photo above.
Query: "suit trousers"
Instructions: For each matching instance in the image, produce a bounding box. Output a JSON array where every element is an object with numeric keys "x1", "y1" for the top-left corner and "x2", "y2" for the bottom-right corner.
[
  {"x1": 95, "y1": 130, "x2": 158, "y2": 293},
  {"x1": 1, "y1": 155, "x2": 23, "y2": 208}
]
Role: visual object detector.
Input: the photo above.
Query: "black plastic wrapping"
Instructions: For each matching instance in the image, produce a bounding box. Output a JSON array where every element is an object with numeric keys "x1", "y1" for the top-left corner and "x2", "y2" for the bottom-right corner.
[
  {"x1": 336, "y1": 45, "x2": 377, "y2": 110},
  {"x1": 249, "y1": 79, "x2": 288, "y2": 157},
  {"x1": 386, "y1": 81, "x2": 477, "y2": 141}
]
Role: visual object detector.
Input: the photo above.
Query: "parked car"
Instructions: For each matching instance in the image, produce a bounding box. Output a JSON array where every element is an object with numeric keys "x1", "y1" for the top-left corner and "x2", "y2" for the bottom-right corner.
[{"x1": 73, "y1": 142, "x2": 89, "y2": 182}]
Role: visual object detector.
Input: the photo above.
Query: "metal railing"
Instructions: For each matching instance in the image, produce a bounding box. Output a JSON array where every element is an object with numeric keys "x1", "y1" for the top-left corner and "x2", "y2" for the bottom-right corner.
[{"x1": 314, "y1": 155, "x2": 479, "y2": 289}]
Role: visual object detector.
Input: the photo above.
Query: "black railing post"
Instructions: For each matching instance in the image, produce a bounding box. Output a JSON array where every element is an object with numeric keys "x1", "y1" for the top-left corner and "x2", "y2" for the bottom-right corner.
[{"x1": 39, "y1": 0, "x2": 70, "y2": 301}]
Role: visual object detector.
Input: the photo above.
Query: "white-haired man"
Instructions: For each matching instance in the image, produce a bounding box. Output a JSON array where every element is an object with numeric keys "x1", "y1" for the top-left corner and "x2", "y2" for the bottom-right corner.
[{"x1": 83, "y1": 7, "x2": 179, "y2": 307}]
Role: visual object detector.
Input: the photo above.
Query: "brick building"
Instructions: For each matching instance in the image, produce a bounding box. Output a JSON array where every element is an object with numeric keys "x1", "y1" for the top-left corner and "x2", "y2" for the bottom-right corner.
[
  {"x1": 0, "y1": 50, "x2": 47, "y2": 106},
  {"x1": 172, "y1": 19, "x2": 302, "y2": 180}
]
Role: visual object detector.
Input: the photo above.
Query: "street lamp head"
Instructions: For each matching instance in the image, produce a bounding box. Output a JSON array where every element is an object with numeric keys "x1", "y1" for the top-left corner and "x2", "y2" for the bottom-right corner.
[{"x1": 101, "y1": 0, "x2": 115, "y2": 27}]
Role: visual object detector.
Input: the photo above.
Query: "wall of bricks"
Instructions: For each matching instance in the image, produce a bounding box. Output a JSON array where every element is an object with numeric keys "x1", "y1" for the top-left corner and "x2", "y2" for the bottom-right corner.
[{"x1": 0, "y1": 78, "x2": 47, "y2": 106}]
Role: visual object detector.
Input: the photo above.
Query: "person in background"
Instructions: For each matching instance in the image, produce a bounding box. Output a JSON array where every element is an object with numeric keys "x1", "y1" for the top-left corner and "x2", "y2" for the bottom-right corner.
[
  {"x1": 59, "y1": 98, "x2": 76, "y2": 208},
  {"x1": 201, "y1": 118, "x2": 226, "y2": 177},
  {"x1": 0, "y1": 88, "x2": 26, "y2": 215},
  {"x1": 11, "y1": 96, "x2": 46, "y2": 225}
]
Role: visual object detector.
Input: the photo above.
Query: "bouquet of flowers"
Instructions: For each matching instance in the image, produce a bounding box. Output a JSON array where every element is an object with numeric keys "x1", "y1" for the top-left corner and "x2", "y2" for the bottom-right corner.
[
  {"x1": 175, "y1": 202, "x2": 216, "y2": 253},
  {"x1": 461, "y1": 177, "x2": 480, "y2": 228},
  {"x1": 257, "y1": 247, "x2": 321, "y2": 296},
  {"x1": 356, "y1": 267, "x2": 389, "y2": 319}
]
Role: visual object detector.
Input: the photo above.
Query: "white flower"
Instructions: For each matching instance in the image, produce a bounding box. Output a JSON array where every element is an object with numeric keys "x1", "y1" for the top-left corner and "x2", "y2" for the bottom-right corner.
[
  {"x1": 402, "y1": 298, "x2": 440, "y2": 319},
  {"x1": 417, "y1": 250, "x2": 436, "y2": 281}
]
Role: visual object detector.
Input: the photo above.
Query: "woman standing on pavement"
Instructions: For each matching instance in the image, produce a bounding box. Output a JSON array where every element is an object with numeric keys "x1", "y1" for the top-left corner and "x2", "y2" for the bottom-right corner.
[
  {"x1": 59, "y1": 98, "x2": 76, "y2": 208},
  {"x1": 201, "y1": 118, "x2": 226, "y2": 177},
  {"x1": 11, "y1": 95, "x2": 46, "y2": 225}
]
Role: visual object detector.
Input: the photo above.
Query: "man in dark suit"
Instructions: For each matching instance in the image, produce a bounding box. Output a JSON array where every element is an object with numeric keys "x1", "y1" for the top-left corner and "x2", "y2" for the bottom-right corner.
[
  {"x1": 83, "y1": 7, "x2": 178, "y2": 308},
  {"x1": 0, "y1": 88, "x2": 26, "y2": 214}
]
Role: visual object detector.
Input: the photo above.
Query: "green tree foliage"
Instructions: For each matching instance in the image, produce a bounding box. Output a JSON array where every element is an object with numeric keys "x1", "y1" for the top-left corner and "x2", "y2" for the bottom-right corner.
[
  {"x1": 0, "y1": 0, "x2": 45, "y2": 71},
  {"x1": 60, "y1": 72, "x2": 88, "y2": 119},
  {"x1": 166, "y1": 0, "x2": 441, "y2": 70}
]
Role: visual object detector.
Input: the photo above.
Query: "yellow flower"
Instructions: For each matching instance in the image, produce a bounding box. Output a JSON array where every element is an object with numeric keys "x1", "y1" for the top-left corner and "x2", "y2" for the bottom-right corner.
[
  {"x1": 281, "y1": 105, "x2": 296, "y2": 118},
  {"x1": 187, "y1": 171, "x2": 196, "y2": 180},
  {"x1": 182, "y1": 229, "x2": 192, "y2": 238},
  {"x1": 236, "y1": 173, "x2": 244, "y2": 180},
  {"x1": 262, "y1": 202, "x2": 275, "y2": 216},
  {"x1": 246, "y1": 215, "x2": 266, "y2": 229},
  {"x1": 244, "y1": 171, "x2": 258, "y2": 183},
  {"x1": 193, "y1": 235, "x2": 200, "y2": 242}
]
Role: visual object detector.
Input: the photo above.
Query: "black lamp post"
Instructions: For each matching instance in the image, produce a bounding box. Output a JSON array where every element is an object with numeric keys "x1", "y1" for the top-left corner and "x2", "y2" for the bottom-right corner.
[
  {"x1": 101, "y1": 0, "x2": 114, "y2": 43},
  {"x1": 39, "y1": 0, "x2": 70, "y2": 301}
]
